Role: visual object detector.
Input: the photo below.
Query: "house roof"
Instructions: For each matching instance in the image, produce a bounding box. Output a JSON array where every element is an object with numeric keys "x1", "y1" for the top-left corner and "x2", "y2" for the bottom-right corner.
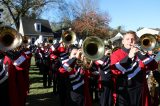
[
  {"x1": 136, "y1": 28, "x2": 159, "y2": 38},
  {"x1": 21, "y1": 17, "x2": 53, "y2": 36},
  {"x1": 109, "y1": 32, "x2": 123, "y2": 42}
]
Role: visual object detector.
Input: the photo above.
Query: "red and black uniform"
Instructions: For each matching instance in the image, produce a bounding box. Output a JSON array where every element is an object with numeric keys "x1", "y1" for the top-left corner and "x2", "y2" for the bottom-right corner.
[
  {"x1": 0, "y1": 50, "x2": 29, "y2": 106},
  {"x1": 93, "y1": 55, "x2": 113, "y2": 106},
  {"x1": 49, "y1": 43, "x2": 61, "y2": 94},
  {"x1": 40, "y1": 45, "x2": 52, "y2": 88},
  {"x1": 13, "y1": 50, "x2": 30, "y2": 106},
  {"x1": 0, "y1": 53, "x2": 10, "y2": 106},
  {"x1": 23, "y1": 48, "x2": 32, "y2": 94},
  {"x1": 110, "y1": 47, "x2": 158, "y2": 106},
  {"x1": 34, "y1": 47, "x2": 43, "y2": 70},
  {"x1": 51, "y1": 42, "x2": 70, "y2": 106},
  {"x1": 63, "y1": 57, "x2": 92, "y2": 106}
]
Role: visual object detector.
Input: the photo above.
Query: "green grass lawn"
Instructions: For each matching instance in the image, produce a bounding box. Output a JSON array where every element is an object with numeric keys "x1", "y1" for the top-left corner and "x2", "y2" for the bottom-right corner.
[
  {"x1": 26, "y1": 56, "x2": 99, "y2": 106},
  {"x1": 26, "y1": 56, "x2": 60, "y2": 106}
]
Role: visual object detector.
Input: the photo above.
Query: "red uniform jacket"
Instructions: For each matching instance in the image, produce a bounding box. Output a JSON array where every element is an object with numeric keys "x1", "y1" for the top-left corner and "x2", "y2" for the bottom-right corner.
[
  {"x1": 4, "y1": 56, "x2": 26, "y2": 106},
  {"x1": 110, "y1": 48, "x2": 158, "y2": 106}
]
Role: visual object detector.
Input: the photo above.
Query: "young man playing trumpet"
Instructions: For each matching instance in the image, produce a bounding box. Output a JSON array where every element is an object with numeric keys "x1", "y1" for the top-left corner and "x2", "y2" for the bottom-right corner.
[{"x1": 110, "y1": 31, "x2": 158, "y2": 106}]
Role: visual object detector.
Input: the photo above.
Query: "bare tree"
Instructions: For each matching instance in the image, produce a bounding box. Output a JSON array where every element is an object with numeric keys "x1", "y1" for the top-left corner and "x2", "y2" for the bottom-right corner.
[
  {"x1": 69, "y1": 0, "x2": 99, "y2": 18},
  {"x1": 48, "y1": 0, "x2": 110, "y2": 38},
  {"x1": 1, "y1": 0, "x2": 61, "y2": 30}
]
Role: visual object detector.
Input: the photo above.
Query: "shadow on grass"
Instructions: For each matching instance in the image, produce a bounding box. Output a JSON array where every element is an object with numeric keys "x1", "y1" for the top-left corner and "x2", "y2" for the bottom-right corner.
[
  {"x1": 26, "y1": 92, "x2": 60, "y2": 106},
  {"x1": 29, "y1": 77, "x2": 43, "y2": 84}
]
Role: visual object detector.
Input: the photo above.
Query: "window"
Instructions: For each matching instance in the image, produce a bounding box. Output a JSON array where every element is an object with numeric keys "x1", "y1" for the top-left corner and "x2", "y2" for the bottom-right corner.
[
  {"x1": 43, "y1": 37, "x2": 47, "y2": 42},
  {"x1": 34, "y1": 23, "x2": 41, "y2": 32},
  {"x1": 31, "y1": 37, "x2": 36, "y2": 44}
]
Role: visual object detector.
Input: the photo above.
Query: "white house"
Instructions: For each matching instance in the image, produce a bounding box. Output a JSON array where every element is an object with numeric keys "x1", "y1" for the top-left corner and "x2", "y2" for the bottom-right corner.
[{"x1": 19, "y1": 17, "x2": 54, "y2": 45}]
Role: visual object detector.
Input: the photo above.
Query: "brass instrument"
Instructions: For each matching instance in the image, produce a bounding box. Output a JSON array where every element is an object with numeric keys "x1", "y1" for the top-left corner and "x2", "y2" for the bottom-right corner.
[
  {"x1": 104, "y1": 39, "x2": 112, "y2": 49},
  {"x1": 62, "y1": 30, "x2": 76, "y2": 45},
  {"x1": 139, "y1": 33, "x2": 160, "y2": 51},
  {"x1": 76, "y1": 36, "x2": 105, "y2": 69},
  {"x1": 147, "y1": 71, "x2": 158, "y2": 103},
  {"x1": 82, "y1": 36, "x2": 105, "y2": 61},
  {"x1": 0, "y1": 26, "x2": 22, "y2": 51},
  {"x1": 48, "y1": 37, "x2": 54, "y2": 44},
  {"x1": 22, "y1": 36, "x2": 31, "y2": 45}
]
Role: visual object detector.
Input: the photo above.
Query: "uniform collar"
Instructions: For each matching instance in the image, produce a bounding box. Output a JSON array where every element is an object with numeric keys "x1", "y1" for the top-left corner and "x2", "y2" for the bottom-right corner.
[{"x1": 122, "y1": 47, "x2": 130, "y2": 53}]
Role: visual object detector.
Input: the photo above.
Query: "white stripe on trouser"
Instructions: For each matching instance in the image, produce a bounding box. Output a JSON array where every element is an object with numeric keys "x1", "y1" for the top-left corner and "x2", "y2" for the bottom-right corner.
[
  {"x1": 72, "y1": 80, "x2": 84, "y2": 90},
  {"x1": 0, "y1": 72, "x2": 8, "y2": 84}
]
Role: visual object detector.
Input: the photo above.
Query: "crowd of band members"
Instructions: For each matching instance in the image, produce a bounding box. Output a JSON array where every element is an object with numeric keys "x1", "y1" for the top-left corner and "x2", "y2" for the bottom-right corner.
[
  {"x1": 1, "y1": 28, "x2": 160, "y2": 106},
  {"x1": 34, "y1": 30, "x2": 160, "y2": 106},
  {"x1": 0, "y1": 44, "x2": 32, "y2": 106}
]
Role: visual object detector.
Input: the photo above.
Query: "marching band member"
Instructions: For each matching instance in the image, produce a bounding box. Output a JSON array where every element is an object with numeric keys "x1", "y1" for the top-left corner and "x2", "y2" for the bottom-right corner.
[
  {"x1": 93, "y1": 48, "x2": 113, "y2": 106},
  {"x1": 0, "y1": 26, "x2": 30, "y2": 106},
  {"x1": 62, "y1": 45, "x2": 92, "y2": 106},
  {"x1": 110, "y1": 31, "x2": 158, "y2": 106},
  {"x1": 50, "y1": 39, "x2": 70, "y2": 106}
]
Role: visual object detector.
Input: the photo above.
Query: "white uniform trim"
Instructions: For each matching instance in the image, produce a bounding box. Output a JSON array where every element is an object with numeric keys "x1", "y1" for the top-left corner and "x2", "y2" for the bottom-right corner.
[
  {"x1": 13, "y1": 55, "x2": 26, "y2": 66},
  {"x1": 0, "y1": 73, "x2": 8, "y2": 84},
  {"x1": 50, "y1": 45, "x2": 55, "y2": 51},
  {"x1": 115, "y1": 62, "x2": 126, "y2": 74},
  {"x1": 0, "y1": 64, "x2": 8, "y2": 84},
  {"x1": 128, "y1": 67, "x2": 141, "y2": 80},
  {"x1": 96, "y1": 60, "x2": 104, "y2": 65},
  {"x1": 142, "y1": 57, "x2": 153, "y2": 65},
  {"x1": 72, "y1": 80, "x2": 84, "y2": 90},
  {"x1": 24, "y1": 51, "x2": 31, "y2": 55}
]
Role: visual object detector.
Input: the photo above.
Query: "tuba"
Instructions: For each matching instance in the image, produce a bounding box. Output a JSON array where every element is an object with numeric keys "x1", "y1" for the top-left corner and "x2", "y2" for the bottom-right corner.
[
  {"x1": 0, "y1": 26, "x2": 22, "y2": 51},
  {"x1": 62, "y1": 30, "x2": 76, "y2": 45},
  {"x1": 82, "y1": 36, "x2": 105, "y2": 61}
]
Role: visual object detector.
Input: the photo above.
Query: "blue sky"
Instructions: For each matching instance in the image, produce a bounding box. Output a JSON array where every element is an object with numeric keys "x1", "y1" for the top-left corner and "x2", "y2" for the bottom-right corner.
[
  {"x1": 42, "y1": 0, "x2": 160, "y2": 31},
  {"x1": 99, "y1": 0, "x2": 160, "y2": 31}
]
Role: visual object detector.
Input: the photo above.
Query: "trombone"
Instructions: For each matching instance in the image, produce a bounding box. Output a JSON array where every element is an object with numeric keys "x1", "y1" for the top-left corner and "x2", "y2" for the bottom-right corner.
[{"x1": 0, "y1": 26, "x2": 22, "y2": 51}]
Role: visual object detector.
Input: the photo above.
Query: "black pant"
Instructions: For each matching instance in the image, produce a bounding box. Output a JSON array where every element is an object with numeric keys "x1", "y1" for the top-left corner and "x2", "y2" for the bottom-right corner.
[
  {"x1": 100, "y1": 86, "x2": 113, "y2": 106},
  {"x1": 70, "y1": 91, "x2": 84, "y2": 106},
  {"x1": 69, "y1": 85, "x2": 84, "y2": 106},
  {"x1": 0, "y1": 80, "x2": 10, "y2": 106},
  {"x1": 40, "y1": 64, "x2": 52, "y2": 87}
]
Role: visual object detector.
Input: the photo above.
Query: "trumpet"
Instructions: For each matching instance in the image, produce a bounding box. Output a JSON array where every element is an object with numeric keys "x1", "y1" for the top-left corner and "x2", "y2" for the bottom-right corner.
[
  {"x1": 62, "y1": 30, "x2": 76, "y2": 45},
  {"x1": 0, "y1": 26, "x2": 22, "y2": 51}
]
